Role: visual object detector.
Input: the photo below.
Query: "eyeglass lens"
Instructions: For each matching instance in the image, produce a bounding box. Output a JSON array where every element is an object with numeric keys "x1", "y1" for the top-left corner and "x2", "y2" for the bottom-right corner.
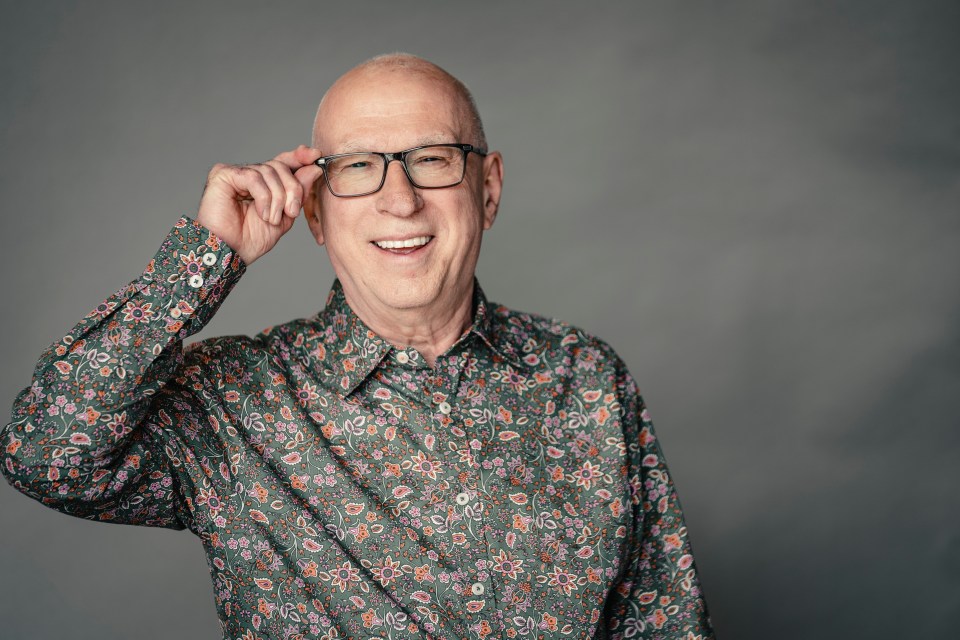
[{"x1": 325, "y1": 145, "x2": 466, "y2": 196}]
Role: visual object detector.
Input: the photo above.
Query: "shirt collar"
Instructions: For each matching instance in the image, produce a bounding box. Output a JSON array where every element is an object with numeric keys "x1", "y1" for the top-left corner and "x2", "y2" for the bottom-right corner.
[{"x1": 316, "y1": 279, "x2": 529, "y2": 396}]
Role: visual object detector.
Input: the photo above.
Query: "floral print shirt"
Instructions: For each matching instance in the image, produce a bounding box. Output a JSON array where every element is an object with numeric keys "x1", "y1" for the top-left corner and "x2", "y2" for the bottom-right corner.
[{"x1": 2, "y1": 217, "x2": 713, "y2": 640}]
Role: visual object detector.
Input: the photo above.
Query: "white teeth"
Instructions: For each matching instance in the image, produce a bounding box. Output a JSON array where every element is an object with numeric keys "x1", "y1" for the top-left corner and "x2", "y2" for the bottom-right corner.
[{"x1": 374, "y1": 236, "x2": 431, "y2": 250}]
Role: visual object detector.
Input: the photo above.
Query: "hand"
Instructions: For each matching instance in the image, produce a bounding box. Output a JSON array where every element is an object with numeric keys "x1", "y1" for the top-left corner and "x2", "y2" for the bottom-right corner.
[{"x1": 196, "y1": 145, "x2": 323, "y2": 265}]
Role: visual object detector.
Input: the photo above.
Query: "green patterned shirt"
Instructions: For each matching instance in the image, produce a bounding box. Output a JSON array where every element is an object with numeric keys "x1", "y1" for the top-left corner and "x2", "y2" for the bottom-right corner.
[{"x1": 3, "y1": 216, "x2": 713, "y2": 639}]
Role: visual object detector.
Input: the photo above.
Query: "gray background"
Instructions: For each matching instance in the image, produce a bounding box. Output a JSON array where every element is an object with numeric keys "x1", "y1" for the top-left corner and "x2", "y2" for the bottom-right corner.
[{"x1": 1, "y1": 1, "x2": 957, "y2": 638}]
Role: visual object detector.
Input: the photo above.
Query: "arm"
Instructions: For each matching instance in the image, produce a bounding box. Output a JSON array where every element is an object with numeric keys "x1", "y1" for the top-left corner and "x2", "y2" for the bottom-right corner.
[
  {"x1": 604, "y1": 366, "x2": 715, "y2": 639},
  {"x1": 1, "y1": 217, "x2": 245, "y2": 528},
  {"x1": 1, "y1": 145, "x2": 323, "y2": 528}
]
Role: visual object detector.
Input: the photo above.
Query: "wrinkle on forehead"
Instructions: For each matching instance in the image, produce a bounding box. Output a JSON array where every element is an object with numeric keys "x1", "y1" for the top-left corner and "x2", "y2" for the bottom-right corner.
[{"x1": 338, "y1": 134, "x2": 458, "y2": 154}]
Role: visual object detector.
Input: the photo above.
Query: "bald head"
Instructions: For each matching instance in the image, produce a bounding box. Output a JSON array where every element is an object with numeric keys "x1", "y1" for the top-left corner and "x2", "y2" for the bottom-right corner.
[{"x1": 312, "y1": 53, "x2": 487, "y2": 151}]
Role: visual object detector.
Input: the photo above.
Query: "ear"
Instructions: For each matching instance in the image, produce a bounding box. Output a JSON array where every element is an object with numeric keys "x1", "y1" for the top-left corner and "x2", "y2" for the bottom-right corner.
[
  {"x1": 480, "y1": 151, "x2": 504, "y2": 230},
  {"x1": 303, "y1": 177, "x2": 325, "y2": 246}
]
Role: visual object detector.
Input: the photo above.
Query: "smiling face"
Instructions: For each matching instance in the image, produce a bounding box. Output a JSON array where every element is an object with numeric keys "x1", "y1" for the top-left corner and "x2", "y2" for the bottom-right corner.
[{"x1": 306, "y1": 62, "x2": 503, "y2": 335}]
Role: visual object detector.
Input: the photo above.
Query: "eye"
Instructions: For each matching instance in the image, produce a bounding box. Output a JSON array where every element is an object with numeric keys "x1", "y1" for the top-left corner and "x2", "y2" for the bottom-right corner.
[
  {"x1": 412, "y1": 154, "x2": 451, "y2": 168},
  {"x1": 331, "y1": 156, "x2": 379, "y2": 176}
]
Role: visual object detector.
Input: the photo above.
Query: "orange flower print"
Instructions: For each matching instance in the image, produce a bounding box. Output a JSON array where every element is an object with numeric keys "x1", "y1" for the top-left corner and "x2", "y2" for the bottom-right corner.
[
  {"x1": 351, "y1": 523, "x2": 369, "y2": 542},
  {"x1": 663, "y1": 533, "x2": 682, "y2": 551},
  {"x1": 573, "y1": 460, "x2": 602, "y2": 489},
  {"x1": 491, "y1": 549, "x2": 525, "y2": 580},
  {"x1": 592, "y1": 406, "x2": 611, "y2": 425},
  {"x1": 413, "y1": 564, "x2": 435, "y2": 583},
  {"x1": 542, "y1": 613, "x2": 558, "y2": 631},
  {"x1": 407, "y1": 451, "x2": 442, "y2": 480},
  {"x1": 513, "y1": 514, "x2": 531, "y2": 532},
  {"x1": 546, "y1": 567, "x2": 579, "y2": 596},
  {"x1": 361, "y1": 609, "x2": 380, "y2": 628},
  {"x1": 651, "y1": 608, "x2": 668, "y2": 629},
  {"x1": 329, "y1": 562, "x2": 360, "y2": 592},
  {"x1": 371, "y1": 556, "x2": 403, "y2": 587},
  {"x1": 296, "y1": 383, "x2": 319, "y2": 406},
  {"x1": 122, "y1": 301, "x2": 154, "y2": 324},
  {"x1": 384, "y1": 462, "x2": 402, "y2": 477},
  {"x1": 257, "y1": 598, "x2": 275, "y2": 618}
]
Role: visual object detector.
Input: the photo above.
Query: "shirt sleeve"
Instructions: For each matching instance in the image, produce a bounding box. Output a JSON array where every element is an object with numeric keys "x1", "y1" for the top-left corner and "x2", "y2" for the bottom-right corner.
[
  {"x1": 603, "y1": 363, "x2": 715, "y2": 639},
  {"x1": 1, "y1": 216, "x2": 245, "y2": 530}
]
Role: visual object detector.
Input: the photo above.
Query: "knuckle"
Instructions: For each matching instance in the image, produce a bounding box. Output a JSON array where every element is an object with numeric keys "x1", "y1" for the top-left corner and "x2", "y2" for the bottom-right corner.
[{"x1": 207, "y1": 162, "x2": 228, "y2": 179}]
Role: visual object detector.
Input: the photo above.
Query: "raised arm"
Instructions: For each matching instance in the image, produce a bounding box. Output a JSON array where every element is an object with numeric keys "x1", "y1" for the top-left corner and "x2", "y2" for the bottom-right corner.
[{"x1": 1, "y1": 146, "x2": 323, "y2": 528}]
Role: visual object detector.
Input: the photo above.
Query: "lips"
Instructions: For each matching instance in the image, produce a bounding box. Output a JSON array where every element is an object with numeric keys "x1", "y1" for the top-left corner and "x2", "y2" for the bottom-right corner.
[
  {"x1": 373, "y1": 236, "x2": 432, "y2": 249},
  {"x1": 372, "y1": 235, "x2": 433, "y2": 254}
]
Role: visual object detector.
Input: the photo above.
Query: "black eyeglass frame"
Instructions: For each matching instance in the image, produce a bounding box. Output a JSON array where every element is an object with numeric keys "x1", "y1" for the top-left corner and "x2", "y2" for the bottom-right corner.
[{"x1": 314, "y1": 143, "x2": 488, "y2": 197}]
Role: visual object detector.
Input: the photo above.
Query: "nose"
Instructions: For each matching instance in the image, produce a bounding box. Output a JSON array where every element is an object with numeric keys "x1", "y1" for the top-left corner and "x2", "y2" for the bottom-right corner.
[{"x1": 375, "y1": 159, "x2": 423, "y2": 217}]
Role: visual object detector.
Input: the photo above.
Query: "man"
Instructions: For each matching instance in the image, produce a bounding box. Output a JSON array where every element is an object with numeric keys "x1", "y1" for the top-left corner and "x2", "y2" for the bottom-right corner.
[{"x1": 2, "y1": 54, "x2": 713, "y2": 639}]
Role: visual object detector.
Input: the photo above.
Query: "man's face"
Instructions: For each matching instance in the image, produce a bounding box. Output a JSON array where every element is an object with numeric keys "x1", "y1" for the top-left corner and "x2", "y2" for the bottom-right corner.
[{"x1": 306, "y1": 68, "x2": 503, "y2": 325}]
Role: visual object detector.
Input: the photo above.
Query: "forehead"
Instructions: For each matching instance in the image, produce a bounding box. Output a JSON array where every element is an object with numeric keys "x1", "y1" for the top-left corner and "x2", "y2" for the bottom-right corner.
[{"x1": 315, "y1": 69, "x2": 470, "y2": 153}]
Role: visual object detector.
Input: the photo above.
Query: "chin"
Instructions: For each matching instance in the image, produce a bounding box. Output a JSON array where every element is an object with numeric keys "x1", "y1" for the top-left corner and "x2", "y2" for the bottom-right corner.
[{"x1": 376, "y1": 278, "x2": 441, "y2": 311}]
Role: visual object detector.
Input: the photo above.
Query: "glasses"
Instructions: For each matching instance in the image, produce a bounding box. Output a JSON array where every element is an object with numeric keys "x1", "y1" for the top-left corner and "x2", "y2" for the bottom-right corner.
[{"x1": 314, "y1": 143, "x2": 487, "y2": 197}]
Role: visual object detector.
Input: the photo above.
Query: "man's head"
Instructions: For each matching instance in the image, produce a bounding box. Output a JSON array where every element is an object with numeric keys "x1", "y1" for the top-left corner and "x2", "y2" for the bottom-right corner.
[{"x1": 304, "y1": 54, "x2": 503, "y2": 331}]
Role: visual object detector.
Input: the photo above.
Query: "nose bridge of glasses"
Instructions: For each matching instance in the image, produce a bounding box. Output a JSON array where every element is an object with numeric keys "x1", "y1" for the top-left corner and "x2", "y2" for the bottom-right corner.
[{"x1": 381, "y1": 152, "x2": 417, "y2": 190}]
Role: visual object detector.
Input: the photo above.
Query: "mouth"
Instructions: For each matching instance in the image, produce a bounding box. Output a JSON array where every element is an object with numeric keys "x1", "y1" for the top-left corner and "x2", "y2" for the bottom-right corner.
[{"x1": 371, "y1": 235, "x2": 434, "y2": 255}]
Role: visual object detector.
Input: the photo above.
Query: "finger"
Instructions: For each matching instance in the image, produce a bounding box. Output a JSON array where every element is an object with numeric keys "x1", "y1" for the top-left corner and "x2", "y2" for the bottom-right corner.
[
  {"x1": 263, "y1": 159, "x2": 305, "y2": 218},
  {"x1": 222, "y1": 166, "x2": 272, "y2": 221},
  {"x1": 253, "y1": 163, "x2": 287, "y2": 225},
  {"x1": 271, "y1": 144, "x2": 324, "y2": 171},
  {"x1": 293, "y1": 163, "x2": 325, "y2": 198}
]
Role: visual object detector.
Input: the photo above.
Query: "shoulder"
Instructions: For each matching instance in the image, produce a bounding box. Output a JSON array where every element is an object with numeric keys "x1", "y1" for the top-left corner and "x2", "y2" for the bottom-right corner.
[
  {"x1": 179, "y1": 313, "x2": 325, "y2": 373},
  {"x1": 488, "y1": 302, "x2": 632, "y2": 382}
]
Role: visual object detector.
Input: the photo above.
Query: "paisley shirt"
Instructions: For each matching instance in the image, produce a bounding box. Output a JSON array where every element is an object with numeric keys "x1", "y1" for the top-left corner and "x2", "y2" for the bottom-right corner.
[{"x1": 2, "y1": 216, "x2": 713, "y2": 640}]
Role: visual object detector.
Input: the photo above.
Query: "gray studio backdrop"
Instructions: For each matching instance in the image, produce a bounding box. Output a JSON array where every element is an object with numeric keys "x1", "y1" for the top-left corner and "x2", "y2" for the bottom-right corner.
[{"x1": 2, "y1": 1, "x2": 958, "y2": 638}]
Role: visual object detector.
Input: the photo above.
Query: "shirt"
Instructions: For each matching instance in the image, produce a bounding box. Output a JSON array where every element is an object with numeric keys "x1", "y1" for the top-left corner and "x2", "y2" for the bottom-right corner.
[{"x1": 2, "y1": 216, "x2": 714, "y2": 640}]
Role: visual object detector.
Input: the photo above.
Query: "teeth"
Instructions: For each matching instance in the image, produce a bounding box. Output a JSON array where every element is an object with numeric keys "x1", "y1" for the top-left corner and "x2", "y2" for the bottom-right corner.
[{"x1": 374, "y1": 236, "x2": 431, "y2": 250}]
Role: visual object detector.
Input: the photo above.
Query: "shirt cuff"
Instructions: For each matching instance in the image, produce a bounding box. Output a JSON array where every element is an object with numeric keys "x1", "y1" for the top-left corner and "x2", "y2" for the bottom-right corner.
[{"x1": 135, "y1": 215, "x2": 247, "y2": 337}]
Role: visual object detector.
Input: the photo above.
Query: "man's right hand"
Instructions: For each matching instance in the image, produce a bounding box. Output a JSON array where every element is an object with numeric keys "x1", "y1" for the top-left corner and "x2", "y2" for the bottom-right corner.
[{"x1": 196, "y1": 145, "x2": 323, "y2": 265}]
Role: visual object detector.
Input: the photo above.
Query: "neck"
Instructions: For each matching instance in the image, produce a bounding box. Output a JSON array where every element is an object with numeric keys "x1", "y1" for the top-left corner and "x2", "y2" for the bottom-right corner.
[{"x1": 342, "y1": 285, "x2": 476, "y2": 368}]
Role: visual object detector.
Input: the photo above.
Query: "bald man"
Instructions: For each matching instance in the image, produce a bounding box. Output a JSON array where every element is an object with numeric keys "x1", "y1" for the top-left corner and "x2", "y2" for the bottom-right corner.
[{"x1": 2, "y1": 54, "x2": 713, "y2": 639}]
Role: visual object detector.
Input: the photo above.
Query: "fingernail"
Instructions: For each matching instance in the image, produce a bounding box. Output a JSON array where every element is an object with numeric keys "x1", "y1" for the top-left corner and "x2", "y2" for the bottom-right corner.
[{"x1": 291, "y1": 199, "x2": 301, "y2": 214}]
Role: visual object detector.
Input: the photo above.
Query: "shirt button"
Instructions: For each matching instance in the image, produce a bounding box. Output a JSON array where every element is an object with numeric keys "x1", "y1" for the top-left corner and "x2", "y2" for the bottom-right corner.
[
  {"x1": 455, "y1": 492, "x2": 470, "y2": 506},
  {"x1": 396, "y1": 352, "x2": 409, "y2": 364},
  {"x1": 169, "y1": 307, "x2": 182, "y2": 318},
  {"x1": 202, "y1": 252, "x2": 217, "y2": 266},
  {"x1": 470, "y1": 582, "x2": 485, "y2": 596},
  {"x1": 438, "y1": 401, "x2": 451, "y2": 415},
  {"x1": 188, "y1": 274, "x2": 204, "y2": 288}
]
